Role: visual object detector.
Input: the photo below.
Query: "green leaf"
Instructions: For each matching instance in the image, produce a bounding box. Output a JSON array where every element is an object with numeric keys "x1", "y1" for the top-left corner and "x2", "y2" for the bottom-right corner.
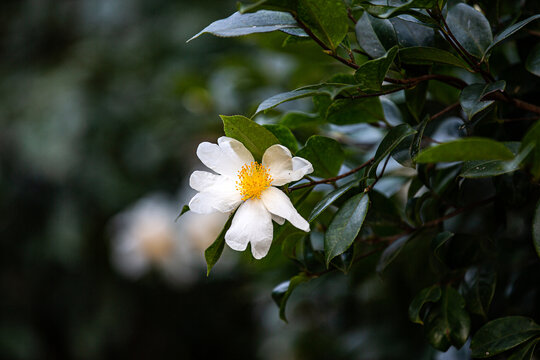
[
  {"x1": 296, "y1": 0, "x2": 349, "y2": 51},
  {"x1": 525, "y1": 43, "x2": 540, "y2": 77},
  {"x1": 263, "y1": 124, "x2": 298, "y2": 152},
  {"x1": 405, "y1": 80, "x2": 429, "y2": 121},
  {"x1": 255, "y1": 83, "x2": 357, "y2": 115},
  {"x1": 239, "y1": 0, "x2": 297, "y2": 13},
  {"x1": 390, "y1": 17, "x2": 434, "y2": 48},
  {"x1": 204, "y1": 214, "x2": 234, "y2": 276},
  {"x1": 446, "y1": 3, "x2": 493, "y2": 58},
  {"x1": 410, "y1": 115, "x2": 429, "y2": 162},
  {"x1": 485, "y1": 15, "x2": 540, "y2": 55},
  {"x1": 461, "y1": 266, "x2": 497, "y2": 319},
  {"x1": 296, "y1": 135, "x2": 344, "y2": 178},
  {"x1": 460, "y1": 81, "x2": 506, "y2": 120},
  {"x1": 354, "y1": 46, "x2": 398, "y2": 90},
  {"x1": 375, "y1": 0, "x2": 437, "y2": 18},
  {"x1": 415, "y1": 138, "x2": 515, "y2": 163},
  {"x1": 326, "y1": 97, "x2": 385, "y2": 125},
  {"x1": 534, "y1": 200, "x2": 540, "y2": 259},
  {"x1": 408, "y1": 285, "x2": 442, "y2": 325},
  {"x1": 521, "y1": 121, "x2": 540, "y2": 179},
  {"x1": 188, "y1": 10, "x2": 301, "y2": 42},
  {"x1": 424, "y1": 286, "x2": 471, "y2": 351},
  {"x1": 470, "y1": 316, "x2": 540, "y2": 358},
  {"x1": 221, "y1": 115, "x2": 279, "y2": 161},
  {"x1": 508, "y1": 338, "x2": 540, "y2": 360},
  {"x1": 368, "y1": 124, "x2": 417, "y2": 177},
  {"x1": 324, "y1": 193, "x2": 370, "y2": 266},
  {"x1": 174, "y1": 205, "x2": 190, "y2": 222},
  {"x1": 398, "y1": 47, "x2": 469, "y2": 68},
  {"x1": 460, "y1": 143, "x2": 534, "y2": 178},
  {"x1": 431, "y1": 231, "x2": 454, "y2": 264},
  {"x1": 355, "y1": 12, "x2": 397, "y2": 58},
  {"x1": 376, "y1": 233, "x2": 411, "y2": 273},
  {"x1": 272, "y1": 273, "x2": 310, "y2": 322},
  {"x1": 280, "y1": 111, "x2": 322, "y2": 129},
  {"x1": 308, "y1": 179, "x2": 359, "y2": 223}
]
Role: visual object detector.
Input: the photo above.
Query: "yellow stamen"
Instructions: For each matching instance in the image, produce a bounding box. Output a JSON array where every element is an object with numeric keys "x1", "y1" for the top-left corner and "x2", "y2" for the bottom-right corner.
[{"x1": 236, "y1": 162, "x2": 273, "y2": 201}]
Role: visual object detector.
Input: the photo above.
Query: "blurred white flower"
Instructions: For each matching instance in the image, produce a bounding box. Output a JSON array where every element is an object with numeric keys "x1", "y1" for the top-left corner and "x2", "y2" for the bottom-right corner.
[
  {"x1": 189, "y1": 136, "x2": 313, "y2": 259},
  {"x1": 109, "y1": 194, "x2": 227, "y2": 284}
]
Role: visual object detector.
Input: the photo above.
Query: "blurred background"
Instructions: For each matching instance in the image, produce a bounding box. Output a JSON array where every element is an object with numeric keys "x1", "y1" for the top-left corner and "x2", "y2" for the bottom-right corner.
[{"x1": 0, "y1": 0, "x2": 514, "y2": 359}]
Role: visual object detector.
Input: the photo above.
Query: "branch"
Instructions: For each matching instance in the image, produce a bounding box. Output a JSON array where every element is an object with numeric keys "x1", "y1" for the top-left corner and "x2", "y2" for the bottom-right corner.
[
  {"x1": 421, "y1": 196, "x2": 495, "y2": 228},
  {"x1": 431, "y1": 102, "x2": 461, "y2": 121},
  {"x1": 289, "y1": 158, "x2": 374, "y2": 191}
]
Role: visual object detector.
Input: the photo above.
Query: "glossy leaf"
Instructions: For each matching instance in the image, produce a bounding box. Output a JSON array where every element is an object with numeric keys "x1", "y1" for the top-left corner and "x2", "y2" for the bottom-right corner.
[
  {"x1": 375, "y1": 0, "x2": 437, "y2": 18},
  {"x1": 431, "y1": 231, "x2": 454, "y2": 264},
  {"x1": 308, "y1": 179, "x2": 359, "y2": 223},
  {"x1": 355, "y1": 12, "x2": 397, "y2": 58},
  {"x1": 272, "y1": 273, "x2": 310, "y2": 322},
  {"x1": 255, "y1": 83, "x2": 357, "y2": 115},
  {"x1": 521, "y1": 121, "x2": 540, "y2": 179},
  {"x1": 470, "y1": 316, "x2": 540, "y2": 358},
  {"x1": 355, "y1": 46, "x2": 398, "y2": 90},
  {"x1": 368, "y1": 124, "x2": 417, "y2": 177},
  {"x1": 204, "y1": 214, "x2": 234, "y2": 276},
  {"x1": 415, "y1": 138, "x2": 515, "y2": 163},
  {"x1": 406, "y1": 80, "x2": 428, "y2": 121},
  {"x1": 534, "y1": 200, "x2": 540, "y2": 259},
  {"x1": 296, "y1": 135, "x2": 344, "y2": 178},
  {"x1": 485, "y1": 15, "x2": 540, "y2": 55},
  {"x1": 221, "y1": 115, "x2": 279, "y2": 161},
  {"x1": 376, "y1": 234, "x2": 412, "y2": 273},
  {"x1": 390, "y1": 16, "x2": 434, "y2": 48},
  {"x1": 461, "y1": 266, "x2": 497, "y2": 319},
  {"x1": 460, "y1": 143, "x2": 533, "y2": 178},
  {"x1": 525, "y1": 43, "x2": 540, "y2": 77},
  {"x1": 424, "y1": 286, "x2": 471, "y2": 351},
  {"x1": 188, "y1": 10, "x2": 300, "y2": 41},
  {"x1": 398, "y1": 47, "x2": 469, "y2": 68},
  {"x1": 296, "y1": 0, "x2": 349, "y2": 51},
  {"x1": 508, "y1": 338, "x2": 540, "y2": 360},
  {"x1": 408, "y1": 285, "x2": 442, "y2": 325},
  {"x1": 325, "y1": 193, "x2": 370, "y2": 266},
  {"x1": 326, "y1": 97, "x2": 385, "y2": 125},
  {"x1": 263, "y1": 124, "x2": 298, "y2": 152},
  {"x1": 446, "y1": 3, "x2": 493, "y2": 58},
  {"x1": 280, "y1": 111, "x2": 322, "y2": 129},
  {"x1": 460, "y1": 81, "x2": 506, "y2": 120},
  {"x1": 239, "y1": 0, "x2": 297, "y2": 13}
]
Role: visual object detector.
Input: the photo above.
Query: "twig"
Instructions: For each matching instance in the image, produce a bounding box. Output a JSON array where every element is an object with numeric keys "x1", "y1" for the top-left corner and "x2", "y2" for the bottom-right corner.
[
  {"x1": 289, "y1": 158, "x2": 374, "y2": 191},
  {"x1": 431, "y1": 102, "x2": 461, "y2": 121},
  {"x1": 421, "y1": 196, "x2": 495, "y2": 228},
  {"x1": 364, "y1": 155, "x2": 391, "y2": 193}
]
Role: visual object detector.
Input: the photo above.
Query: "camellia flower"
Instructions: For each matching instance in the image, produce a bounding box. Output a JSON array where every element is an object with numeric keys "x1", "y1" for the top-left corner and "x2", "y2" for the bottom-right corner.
[{"x1": 189, "y1": 136, "x2": 313, "y2": 259}]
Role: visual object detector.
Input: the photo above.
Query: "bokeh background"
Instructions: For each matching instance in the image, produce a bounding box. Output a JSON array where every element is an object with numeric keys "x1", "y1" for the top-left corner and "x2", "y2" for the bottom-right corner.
[{"x1": 2, "y1": 1, "x2": 527, "y2": 359}]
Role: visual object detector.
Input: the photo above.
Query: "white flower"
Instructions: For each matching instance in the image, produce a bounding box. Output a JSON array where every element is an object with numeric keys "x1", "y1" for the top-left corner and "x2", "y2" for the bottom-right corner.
[
  {"x1": 109, "y1": 194, "x2": 228, "y2": 284},
  {"x1": 188, "y1": 136, "x2": 313, "y2": 259}
]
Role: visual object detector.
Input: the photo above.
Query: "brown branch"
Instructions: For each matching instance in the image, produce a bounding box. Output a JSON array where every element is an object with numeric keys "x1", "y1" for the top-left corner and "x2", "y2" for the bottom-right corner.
[
  {"x1": 421, "y1": 196, "x2": 495, "y2": 228},
  {"x1": 364, "y1": 154, "x2": 391, "y2": 193},
  {"x1": 289, "y1": 158, "x2": 374, "y2": 191},
  {"x1": 431, "y1": 102, "x2": 461, "y2": 121}
]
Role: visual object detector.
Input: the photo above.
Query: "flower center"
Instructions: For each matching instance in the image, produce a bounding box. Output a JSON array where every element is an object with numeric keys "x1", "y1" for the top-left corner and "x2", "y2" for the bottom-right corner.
[{"x1": 236, "y1": 161, "x2": 273, "y2": 201}]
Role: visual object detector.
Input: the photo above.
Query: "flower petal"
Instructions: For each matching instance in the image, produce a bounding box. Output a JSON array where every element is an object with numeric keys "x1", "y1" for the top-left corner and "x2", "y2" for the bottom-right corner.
[
  {"x1": 188, "y1": 177, "x2": 242, "y2": 214},
  {"x1": 218, "y1": 136, "x2": 254, "y2": 165},
  {"x1": 272, "y1": 214, "x2": 285, "y2": 225},
  {"x1": 261, "y1": 187, "x2": 309, "y2": 232},
  {"x1": 290, "y1": 156, "x2": 314, "y2": 181},
  {"x1": 225, "y1": 199, "x2": 273, "y2": 259},
  {"x1": 262, "y1": 144, "x2": 294, "y2": 186},
  {"x1": 189, "y1": 171, "x2": 222, "y2": 192},
  {"x1": 196, "y1": 137, "x2": 253, "y2": 177},
  {"x1": 262, "y1": 144, "x2": 313, "y2": 186}
]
